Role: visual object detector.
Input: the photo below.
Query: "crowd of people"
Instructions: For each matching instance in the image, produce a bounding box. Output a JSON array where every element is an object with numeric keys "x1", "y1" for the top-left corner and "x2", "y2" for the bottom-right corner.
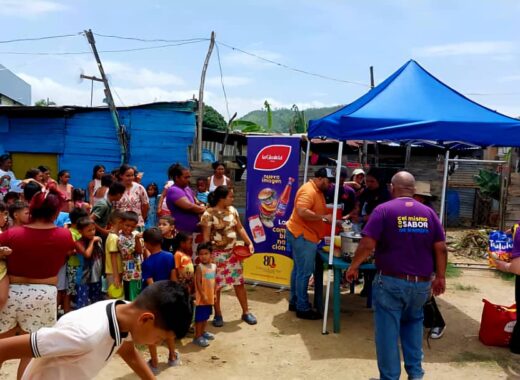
[
  {"x1": 0, "y1": 155, "x2": 256, "y2": 378},
  {"x1": 1, "y1": 152, "x2": 516, "y2": 380}
]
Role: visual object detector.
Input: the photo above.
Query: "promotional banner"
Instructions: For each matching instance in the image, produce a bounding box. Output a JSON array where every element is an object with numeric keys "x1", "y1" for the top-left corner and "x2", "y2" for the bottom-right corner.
[{"x1": 244, "y1": 136, "x2": 300, "y2": 287}]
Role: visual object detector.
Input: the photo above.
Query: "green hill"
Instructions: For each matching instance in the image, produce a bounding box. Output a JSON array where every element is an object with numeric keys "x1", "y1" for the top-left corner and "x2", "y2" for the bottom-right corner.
[{"x1": 239, "y1": 105, "x2": 343, "y2": 133}]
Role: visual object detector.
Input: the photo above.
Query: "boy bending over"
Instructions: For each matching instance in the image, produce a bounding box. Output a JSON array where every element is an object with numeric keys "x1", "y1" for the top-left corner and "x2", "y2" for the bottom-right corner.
[{"x1": 0, "y1": 281, "x2": 192, "y2": 380}]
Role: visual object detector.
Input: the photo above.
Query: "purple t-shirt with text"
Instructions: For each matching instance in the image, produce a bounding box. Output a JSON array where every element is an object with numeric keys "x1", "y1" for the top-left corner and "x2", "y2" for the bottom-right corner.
[
  {"x1": 166, "y1": 185, "x2": 200, "y2": 234},
  {"x1": 362, "y1": 197, "x2": 445, "y2": 277},
  {"x1": 512, "y1": 227, "x2": 520, "y2": 259}
]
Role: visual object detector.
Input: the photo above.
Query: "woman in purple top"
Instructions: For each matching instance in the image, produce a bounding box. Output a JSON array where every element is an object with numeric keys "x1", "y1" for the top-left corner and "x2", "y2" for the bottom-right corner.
[{"x1": 166, "y1": 164, "x2": 206, "y2": 234}]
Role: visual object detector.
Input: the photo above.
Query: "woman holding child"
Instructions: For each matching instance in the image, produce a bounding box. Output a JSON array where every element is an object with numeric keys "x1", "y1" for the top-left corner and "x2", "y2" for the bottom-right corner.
[
  {"x1": 0, "y1": 184, "x2": 75, "y2": 378},
  {"x1": 166, "y1": 163, "x2": 205, "y2": 234},
  {"x1": 201, "y1": 185, "x2": 257, "y2": 327}
]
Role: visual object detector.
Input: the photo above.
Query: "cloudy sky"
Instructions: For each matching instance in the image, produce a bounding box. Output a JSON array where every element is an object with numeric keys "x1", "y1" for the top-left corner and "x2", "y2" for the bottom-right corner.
[{"x1": 0, "y1": 0, "x2": 519, "y2": 118}]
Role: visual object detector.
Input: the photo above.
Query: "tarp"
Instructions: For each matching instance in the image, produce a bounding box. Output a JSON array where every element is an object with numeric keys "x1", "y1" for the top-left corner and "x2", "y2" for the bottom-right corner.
[{"x1": 308, "y1": 60, "x2": 520, "y2": 147}]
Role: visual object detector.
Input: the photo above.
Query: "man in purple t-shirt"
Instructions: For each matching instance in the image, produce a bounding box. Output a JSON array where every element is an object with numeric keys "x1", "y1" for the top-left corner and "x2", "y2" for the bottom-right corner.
[{"x1": 346, "y1": 171, "x2": 447, "y2": 380}]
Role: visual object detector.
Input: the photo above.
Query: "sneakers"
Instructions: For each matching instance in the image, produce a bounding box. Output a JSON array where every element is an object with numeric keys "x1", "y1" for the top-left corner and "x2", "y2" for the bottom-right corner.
[
  {"x1": 167, "y1": 351, "x2": 181, "y2": 367},
  {"x1": 212, "y1": 315, "x2": 224, "y2": 327},
  {"x1": 147, "y1": 359, "x2": 159, "y2": 375},
  {"x1": 242, "y1": 312, "x2": 257, "y2": 325},
  {"x1": 193, "y1": 336, "x2": 210, "y2": 347},
  {"x1": 430, "y1": 326, "x2": 446, "y2": 339},
  {"x1": 296, "y1": 309, "x2": 322, "y2": 320},
  {"x1": 202, "y1": 331, "x2": 215, "y2": 340}
]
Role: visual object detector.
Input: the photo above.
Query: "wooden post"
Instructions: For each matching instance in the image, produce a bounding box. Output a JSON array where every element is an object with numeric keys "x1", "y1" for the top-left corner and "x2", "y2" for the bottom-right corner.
[
  {"x1": 196, "y1": 31, "x2": 216, "y2": 162},
  {"x1": 362, "y1": 66, "x2": 375, "y2": 167},
  {"x1": 404, "y1": 144, "x2": 412, "y2": 168}
]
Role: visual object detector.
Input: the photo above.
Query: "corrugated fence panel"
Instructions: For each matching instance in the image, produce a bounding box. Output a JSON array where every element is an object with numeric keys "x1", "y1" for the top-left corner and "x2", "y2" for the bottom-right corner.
[
  {"x1": 2, "y1": 117, "x2": 66, "y2": 153},
  {"x1": 61, "y1": 111, "x2": 121, "y2": 191},
  {"x1": 126, "y1": 108, "x2": 196, "y2": 188},
  {"x1": 456, "y1": 187, "x2": 476, "y2": 222}
]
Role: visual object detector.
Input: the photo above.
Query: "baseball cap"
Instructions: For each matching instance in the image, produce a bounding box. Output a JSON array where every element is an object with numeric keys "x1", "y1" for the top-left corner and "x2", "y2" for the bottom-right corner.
[
  {"x1": 352, "y1": 168, "x2": 365, "y2": 176},
  {"x1": 315, "y1": 167, "x2": 336, "y2": 182}
]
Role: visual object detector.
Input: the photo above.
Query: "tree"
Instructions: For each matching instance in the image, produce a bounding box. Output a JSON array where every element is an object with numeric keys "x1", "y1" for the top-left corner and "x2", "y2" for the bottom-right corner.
[
  {"x1": 264, "y1": 100, "x2": 273, "y2": 132},
  {"x1": 231, "y1": 120, "x2": 266, "y2": 133},
  {"x1": 202, "y1": 105, "x2": 227, "y2": 130},
  {"x1": 289, "y1": 104, "x2": 306, "y2": 134},
  {"x1": 34, "y1": 98, "x2": 56, "y2": 107}
]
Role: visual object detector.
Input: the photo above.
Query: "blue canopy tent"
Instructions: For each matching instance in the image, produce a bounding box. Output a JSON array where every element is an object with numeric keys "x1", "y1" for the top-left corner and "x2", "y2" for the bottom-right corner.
[{"x1": 307, "y1": 59, "x2": 520, "y2": 334}]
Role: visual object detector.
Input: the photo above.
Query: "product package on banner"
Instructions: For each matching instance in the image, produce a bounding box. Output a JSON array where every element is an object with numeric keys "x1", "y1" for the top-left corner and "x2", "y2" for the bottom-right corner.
[{"x1": 244, "y1": 136, "x2": 300, "y2": 287}]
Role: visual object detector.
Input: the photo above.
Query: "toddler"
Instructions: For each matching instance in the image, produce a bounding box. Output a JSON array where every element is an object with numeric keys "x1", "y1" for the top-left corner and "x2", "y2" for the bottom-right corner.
[
  {"x1": 72, "y1": 188, "x2": 91, "y2": 213},
  {"x1": 158, "y1": 215, "x2": 176, "y2": 253},
  {"x1": 141, "y1": 227, "x2": 180, "y2": 373},
  {"x1": 195, "y1": 177, "x2": 209, "y2": 204},
  {"x1": 172, "y1": 232, "x2": 194, "y2": 293},
  {"x1": 193, "y1": 242, "x2": 216, "y2": 347},
  {"x1": 117, "y1": 211, "x2": 143, "y2": 301},
  {"x1": 74, "y1": 217, "x2": 103, "y2": 308},
  {"x1": 64, "y1": 207, "x2": 89, "y2": 313},
  {"x1": 8, "y1": 201, "x2": 29, "y2": 227},
  {"x1": 105, "y1": 211, "x2": 123, "y2": 294},
  {"x1": 145, "y1": 183, "x2": 159, "y2": 229}
]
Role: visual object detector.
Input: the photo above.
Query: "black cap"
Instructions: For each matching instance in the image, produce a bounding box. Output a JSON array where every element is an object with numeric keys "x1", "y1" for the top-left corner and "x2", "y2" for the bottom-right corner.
[{"x1": 314, "y1": 167, "x2": 336, "y2": 182}]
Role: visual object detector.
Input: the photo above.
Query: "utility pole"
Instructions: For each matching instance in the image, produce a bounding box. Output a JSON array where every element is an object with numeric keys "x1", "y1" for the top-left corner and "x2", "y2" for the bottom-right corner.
[
  {"x1": 362, "y1": 67, "x2": 376, "y2": 167},
  {"x1": 80, "y1": 74, "x2": 103, "y2": 107},
  {"x1": 84, "y1": 29, "x2": 128, "y2": 164},
  {"x1": 196, "y1": 31, "x2": 216, "y2": 162}
]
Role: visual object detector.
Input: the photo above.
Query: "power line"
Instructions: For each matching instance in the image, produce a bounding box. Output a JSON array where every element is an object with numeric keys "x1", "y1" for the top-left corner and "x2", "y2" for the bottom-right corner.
[
  {"x1": 217, "y1": 40, "x2": 370, "y2": 87},
  {"x1": 0, "y1": 33, "x2": 82, "y2": 44},
  {"x1": 215, "y1": 43, "x2": 231, "y2": 121},
  {"x1": 0, "y1": 40, "x2": 206, "y2": 56},
  {"x1": 93, "y1": 33, "x2": 209, "y2": 44}
]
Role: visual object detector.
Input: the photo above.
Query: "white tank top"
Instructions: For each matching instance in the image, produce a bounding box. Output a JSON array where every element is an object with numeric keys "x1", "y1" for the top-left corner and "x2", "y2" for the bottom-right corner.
[{"x1": 209, "y1": 175, "x2": 228, "y2": 192}]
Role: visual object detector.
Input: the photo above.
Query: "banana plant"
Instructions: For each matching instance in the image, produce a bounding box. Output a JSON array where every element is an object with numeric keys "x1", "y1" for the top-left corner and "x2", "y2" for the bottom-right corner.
[
  {"x1": 474, "y1": 169, "x2": 500, "y2": 200},
  {"x1": 264, "y1": 100, "x2": 273, "y2": 132}
]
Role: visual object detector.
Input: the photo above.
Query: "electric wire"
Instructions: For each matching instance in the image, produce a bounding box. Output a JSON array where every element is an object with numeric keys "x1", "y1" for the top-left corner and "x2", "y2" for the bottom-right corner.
[
  {"x1": 217, "y1": 40, "x2": 370, "y2": 87},
  {"x1": 0, "y1": 40, "x2": 206, "y2": 56},
  {"x1": 0, "y1": 33, "x2": 82, "y2": 44},
  {"x1": 93, "y1": 33, "x2": 209, "y2": 44}
]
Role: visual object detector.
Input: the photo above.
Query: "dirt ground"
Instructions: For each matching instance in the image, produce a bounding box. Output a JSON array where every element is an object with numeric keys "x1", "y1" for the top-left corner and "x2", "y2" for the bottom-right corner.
[{"x1": 3, "y1": 262, "x2": 519, "y2": 380}]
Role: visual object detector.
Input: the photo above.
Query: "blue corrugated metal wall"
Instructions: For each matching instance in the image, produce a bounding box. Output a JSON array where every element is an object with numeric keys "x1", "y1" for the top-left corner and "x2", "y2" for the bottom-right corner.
[
  {"x1": 126, "y1": 108, "x2": 195, "y2": 190},
  {"x1": 0, "y1": 103, "x2": 196, "y2": 196},
  {"x1": 61, "y1": 110, "x2": 121, "y2": 191}
]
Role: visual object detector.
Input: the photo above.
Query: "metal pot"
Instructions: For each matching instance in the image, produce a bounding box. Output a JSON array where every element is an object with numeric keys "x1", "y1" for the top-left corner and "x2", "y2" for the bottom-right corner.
[{"x1": 341, "y1": 231, "x2": 362, "y2": 255}]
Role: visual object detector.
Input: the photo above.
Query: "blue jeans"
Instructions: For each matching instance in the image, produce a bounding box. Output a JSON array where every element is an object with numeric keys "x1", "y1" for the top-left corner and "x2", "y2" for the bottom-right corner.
[
  {"x1": 373, "y1": 274, "x2": 431, "y2": 380},
  {"x1": 287, "y1": 230, "x2": 317, "y2": 312}
]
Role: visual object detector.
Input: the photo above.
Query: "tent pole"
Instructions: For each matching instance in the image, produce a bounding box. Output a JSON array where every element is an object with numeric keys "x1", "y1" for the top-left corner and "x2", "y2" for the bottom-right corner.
[
  {"x1": 322, "y1": 140, "x2": 343, "y2": 334},
  {"x1": 440, "y1": 150, "x2": 450, "y2": 227},
  {"x1": 303, "y1": 138, "x2": 311, "y2": 183}
]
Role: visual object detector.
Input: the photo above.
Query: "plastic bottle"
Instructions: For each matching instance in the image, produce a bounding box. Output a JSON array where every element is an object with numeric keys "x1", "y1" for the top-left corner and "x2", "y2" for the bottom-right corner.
[{"x1": 276, "y1": 177, "x2": 295, "y2": 217}]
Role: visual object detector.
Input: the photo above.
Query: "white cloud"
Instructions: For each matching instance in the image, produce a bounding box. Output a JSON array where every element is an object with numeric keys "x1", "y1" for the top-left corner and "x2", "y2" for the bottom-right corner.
[
  {"x1": 0, "y1": 0, "x2": 67, "y2": 16},
  {"x1": 96, "y1": 61, "x2": 184, "y2": 87},
  {"x1": 414, "y1": 41, "x2": 515, "y2": 57},
  {"x1": 222, "y1": 49, "x2": 283, "y2": 69},
  {"x1": 18, "y1": 73, "x2": 196, "y2": 107},
  {"x1": 206, "y1": 76, "x2": 252, "y2": 87}
]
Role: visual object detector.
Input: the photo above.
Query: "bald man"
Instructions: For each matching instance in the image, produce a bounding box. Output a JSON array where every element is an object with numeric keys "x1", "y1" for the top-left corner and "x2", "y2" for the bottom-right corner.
[{"x1": 346, "y1": 171, "x2": 447, "y2": 380}]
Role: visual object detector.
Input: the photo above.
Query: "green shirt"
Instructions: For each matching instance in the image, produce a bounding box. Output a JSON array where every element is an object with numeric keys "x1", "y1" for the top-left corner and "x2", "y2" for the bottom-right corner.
[
  {"x1": 91, "y1": 198, "x2": 112, "y2": 228},
  {"x1": 68, "y1": 227, "x2": 82, "y2": 267}
]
